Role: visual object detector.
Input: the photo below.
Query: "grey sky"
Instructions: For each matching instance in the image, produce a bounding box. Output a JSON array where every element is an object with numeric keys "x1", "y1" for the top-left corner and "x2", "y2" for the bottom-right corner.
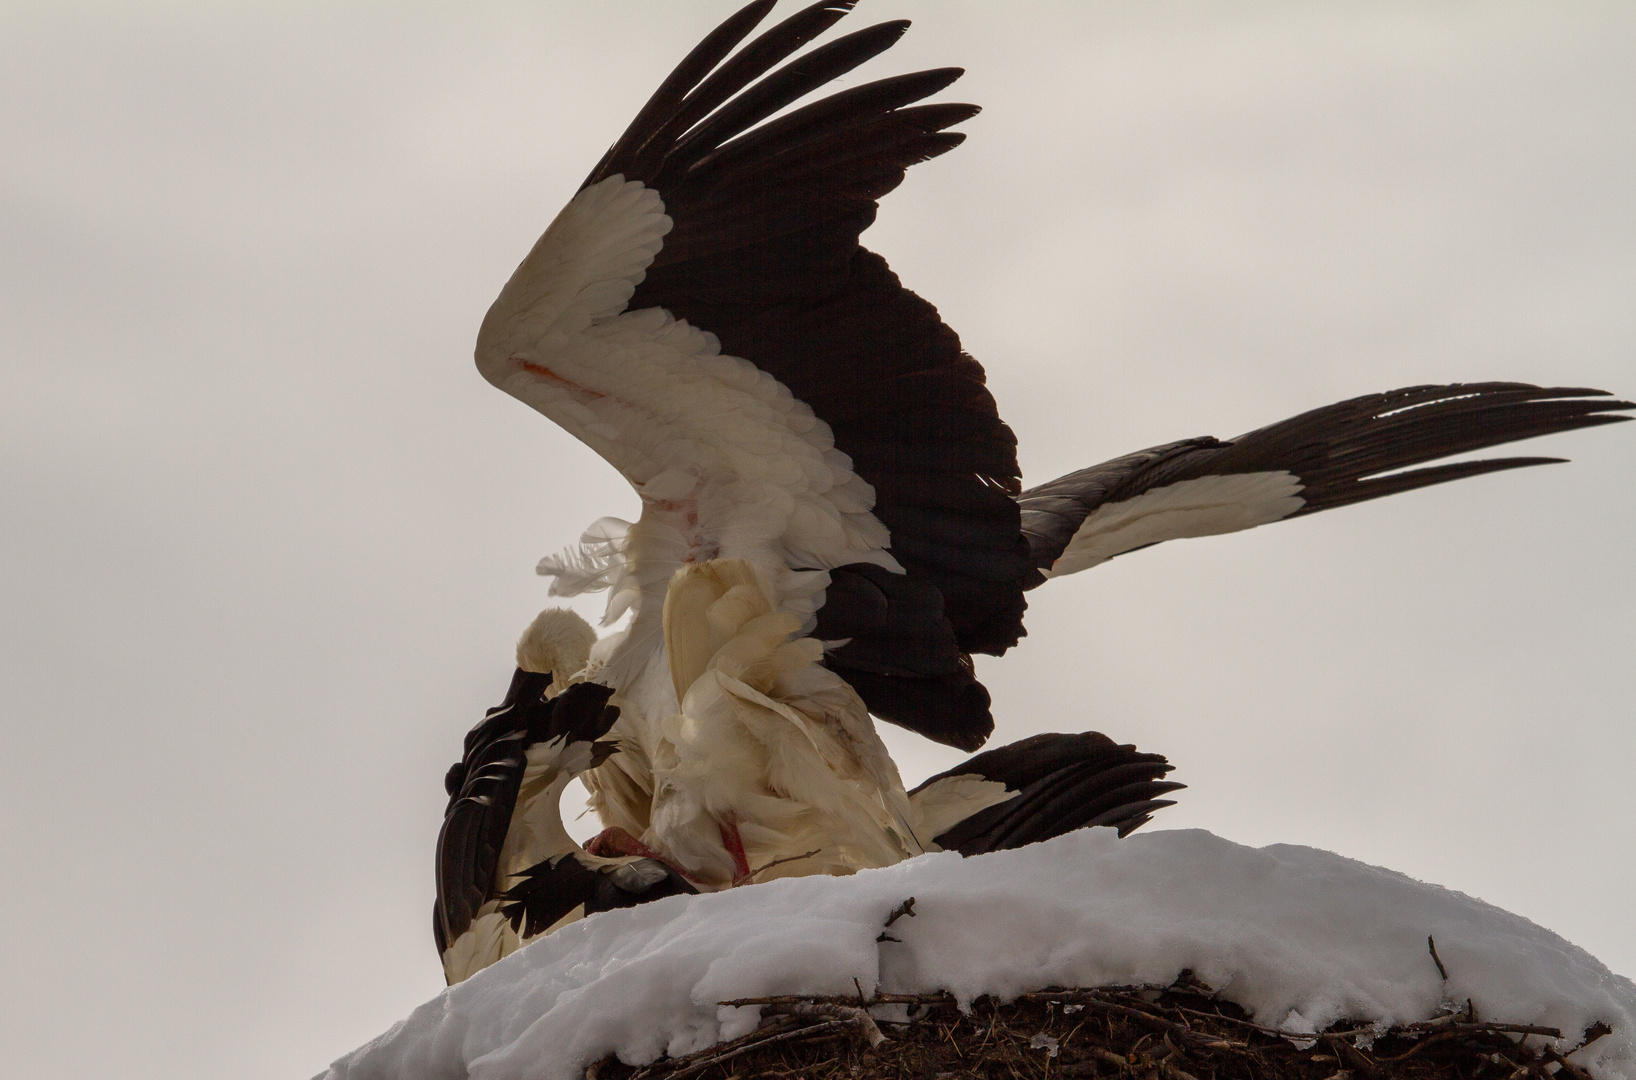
[{"x1": 0, "y1": 3, "x2": 1631, "y2": 1078}]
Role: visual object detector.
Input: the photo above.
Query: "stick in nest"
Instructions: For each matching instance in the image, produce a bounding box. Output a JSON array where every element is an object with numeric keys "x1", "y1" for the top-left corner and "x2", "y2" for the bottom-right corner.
[{"x1": 1427, "y1": 935, "x2": 1450, "y2": 981}]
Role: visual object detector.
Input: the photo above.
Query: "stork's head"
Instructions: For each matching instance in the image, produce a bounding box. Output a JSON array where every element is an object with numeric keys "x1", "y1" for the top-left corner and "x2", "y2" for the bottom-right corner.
[{"x1": 516, "y1": 607, "x2": 598, "y2": 689}]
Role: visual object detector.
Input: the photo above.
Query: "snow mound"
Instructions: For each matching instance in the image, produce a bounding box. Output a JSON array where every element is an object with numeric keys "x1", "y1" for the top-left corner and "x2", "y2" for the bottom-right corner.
[{"x1": 319, "y1": 829, "x2": 1636, "y2": 1080}]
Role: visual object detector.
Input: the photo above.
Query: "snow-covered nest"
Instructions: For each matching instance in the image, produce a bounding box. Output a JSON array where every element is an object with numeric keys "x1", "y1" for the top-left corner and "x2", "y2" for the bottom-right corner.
[{"x1": 319, "y1": 829, "x2": 1636, "y2": 1080}]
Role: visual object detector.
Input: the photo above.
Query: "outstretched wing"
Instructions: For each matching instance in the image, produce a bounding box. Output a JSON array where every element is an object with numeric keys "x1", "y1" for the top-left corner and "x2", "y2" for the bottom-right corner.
[
  {"x1": 1020, "y1": 383, "x2": 1633, "y2": 578},
  {"x1": 910, "y1": 732, "x2": 1182, "y2": 854},
  {"x1": 477, "y1": 1, "x2": 1035, "y2": 750},
  {"x1": 433, "y1": 669, "x2": 553, "y2": 958},
  {"x1": 433, "y1": 677, "x2": 621, "y2": 964}
]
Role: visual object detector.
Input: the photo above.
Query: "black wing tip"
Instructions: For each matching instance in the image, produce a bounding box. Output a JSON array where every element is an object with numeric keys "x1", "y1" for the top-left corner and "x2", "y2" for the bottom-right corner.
[
  {"x1": 950, "y1": 731, "x2": 990, "y2": 753},
  {"x1": 805, "y1": 0, "x2": 859, "y2": 14},
  {"x1": 905, "y1": 101, "x2": 982, "y2": 130},
  {"x1": 730, "y1": 0, "x2": 780, "y2": 26},
  {"x1": 813, "y1": 18, "x2": 912, "y2": 55},
  {"x1": 1377, "y1": 381, "x2": 1618, "y2": 401},
  {"x1": 1369, "y1": 383, "x2": 1634, "y2": 422},
  {"x1": 1372, "y1": 453, "x2": 1571, "y2": 478},
  {"x1": 1579, "y1": 408, "x2": 1634, "y2": 424},
  {"x1": 1047, "y1": 379, "x2": 1636, "y2": 530},
  {"x1": 1500, "y1": 384, "x2": 1624, "y2": 401},
  {"x1": 869, "y1": 17, "x2": 913, "y2": 37},
  {"x1": 906, "y1": 65, "x2": 966, "y2": 94},
  {"x1": 927, "y1": 731, "x2": 1183, "y2": 854},
  {"x1": 1289, "y1": 384, "x2": 1631, "y2": 513},
  {"x1": 725, "y1": 0, "x2": 781, "y2": 35},
  {"x1": 1113, "y1": 800, "x2": 1178, "y2": 838}
]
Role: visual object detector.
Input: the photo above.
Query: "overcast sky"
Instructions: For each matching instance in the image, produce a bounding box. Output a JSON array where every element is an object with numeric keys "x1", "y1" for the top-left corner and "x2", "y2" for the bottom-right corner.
[{"x1": 1, "y1": 3, "x2": 1632, "y2": 1078}]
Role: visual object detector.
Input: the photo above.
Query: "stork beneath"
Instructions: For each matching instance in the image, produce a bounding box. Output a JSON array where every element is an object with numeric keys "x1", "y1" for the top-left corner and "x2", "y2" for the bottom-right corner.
[
  {"x1": 436, "y1": 602, "x2": 1185, "y2": 977},
  {"x1": 433, "y1": 612, "x2": 695, "y2": 985}
]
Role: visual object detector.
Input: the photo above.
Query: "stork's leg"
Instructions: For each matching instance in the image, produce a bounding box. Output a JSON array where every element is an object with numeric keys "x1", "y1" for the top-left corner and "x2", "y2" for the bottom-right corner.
[{"x1": 719, "y1": 817, "x2": 752, "y2": 885}]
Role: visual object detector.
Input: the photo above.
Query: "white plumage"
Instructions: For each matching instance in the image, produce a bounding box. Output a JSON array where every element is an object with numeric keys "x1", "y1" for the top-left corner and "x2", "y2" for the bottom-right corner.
[
  {"x1": 515, "y1": 607, "x2": 599, "y2": 686},
  {"x1": 649, "y1": 559, "x2": 922, "y2": 886}
]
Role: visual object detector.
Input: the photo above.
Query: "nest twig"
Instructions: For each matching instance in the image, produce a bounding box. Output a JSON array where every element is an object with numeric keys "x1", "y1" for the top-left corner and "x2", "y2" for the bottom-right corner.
[{"x1": 589, "y1": 975, "x2": 1615, "y2": 1080}]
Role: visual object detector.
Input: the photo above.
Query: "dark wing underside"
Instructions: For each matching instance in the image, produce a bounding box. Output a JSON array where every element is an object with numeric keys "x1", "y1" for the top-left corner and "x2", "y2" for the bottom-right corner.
[
  {"x1": 433, "y1": 669, "x2": 553, "y2": 956},
  {"x1": 433, "y1": 678, "x2": 620, "y2": 959},
  {"x1": 1019, "y1": 383, "x2": 1634, "y2": 576},
  {"x1": 500, "y1": 855, "x2": 697, "y2": 940},
  {"x1": 584, "y1": 0, "x2": 1035, "y2": 750},
  {"x1": 914, "y1": 732, "x2": 1182, "y2": 855}
]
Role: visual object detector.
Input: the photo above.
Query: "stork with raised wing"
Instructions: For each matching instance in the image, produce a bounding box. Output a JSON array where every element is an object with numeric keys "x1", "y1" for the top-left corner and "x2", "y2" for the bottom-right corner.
[{"x1": 471, "y1": 1, "x2": 1629, "y2": 895}]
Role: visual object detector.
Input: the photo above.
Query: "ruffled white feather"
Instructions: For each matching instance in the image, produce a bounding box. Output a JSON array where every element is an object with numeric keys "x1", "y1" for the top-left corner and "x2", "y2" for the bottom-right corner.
[{"x1": 644, "y1": 559, "x2": 921, "y2": 887}]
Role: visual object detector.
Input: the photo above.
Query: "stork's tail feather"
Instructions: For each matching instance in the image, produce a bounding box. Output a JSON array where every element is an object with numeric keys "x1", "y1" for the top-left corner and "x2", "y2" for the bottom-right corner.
[{"x1": 913, "y1": 732, "x2": 1182, "y2": 856}]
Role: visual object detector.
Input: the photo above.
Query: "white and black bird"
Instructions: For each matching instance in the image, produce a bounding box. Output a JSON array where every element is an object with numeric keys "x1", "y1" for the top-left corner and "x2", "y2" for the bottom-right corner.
[
  {"x1": 472, "y1": 3, "x2": 1630, "y2": 887},
  {"x1": 438, "y1": 604, "x2": 1183, "y2": 978},
  {"x1": 433, "y1": 611, "x2": 695, "y2": 985}
]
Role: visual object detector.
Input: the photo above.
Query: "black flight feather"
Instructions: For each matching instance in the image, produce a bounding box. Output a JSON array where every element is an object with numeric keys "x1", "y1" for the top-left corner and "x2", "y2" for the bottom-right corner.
[
  {"x1": 499, "y1": 854, "x2": 697, "y2": 941},
  {"x1": 585, "y1": 0, "x2": 778, "y2": 189},
  {"x1": 1019, "y1": 383, "x2": 1633, "y2": 575},
  {"x1": 916, "y1": 732, "x2": 1182, "y2": 854},
  {"x1": 585, "y1": 2, "x2": 1029, "y2": 749},
  {"x1": 432, "y1": 678, "x2": 620, "y2": 968}
]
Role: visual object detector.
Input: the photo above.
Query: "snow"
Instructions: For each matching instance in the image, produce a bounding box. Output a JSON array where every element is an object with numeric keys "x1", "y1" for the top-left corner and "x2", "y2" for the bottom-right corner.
[{"x1": 319, "y1": 829, "x2": 1636, "y2": 1080}]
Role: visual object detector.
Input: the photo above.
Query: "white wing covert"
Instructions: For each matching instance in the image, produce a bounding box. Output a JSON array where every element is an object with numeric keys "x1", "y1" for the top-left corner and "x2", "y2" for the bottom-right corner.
[{"x1": 476, "y1": 177, "x2": 897, "y2": 585}]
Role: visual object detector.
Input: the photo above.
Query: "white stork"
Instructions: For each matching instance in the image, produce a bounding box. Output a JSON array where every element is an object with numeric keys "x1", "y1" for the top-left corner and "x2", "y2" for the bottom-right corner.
[
  {"x1": 433, "y1": 611, "x2": 697, "y2": 985},
  {"x1": 435, "y1": 602, "x2": 1182, "y2": 978},
  {"x1": 470, "y1": 2, "x2": 1629, "y2": 904}
]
